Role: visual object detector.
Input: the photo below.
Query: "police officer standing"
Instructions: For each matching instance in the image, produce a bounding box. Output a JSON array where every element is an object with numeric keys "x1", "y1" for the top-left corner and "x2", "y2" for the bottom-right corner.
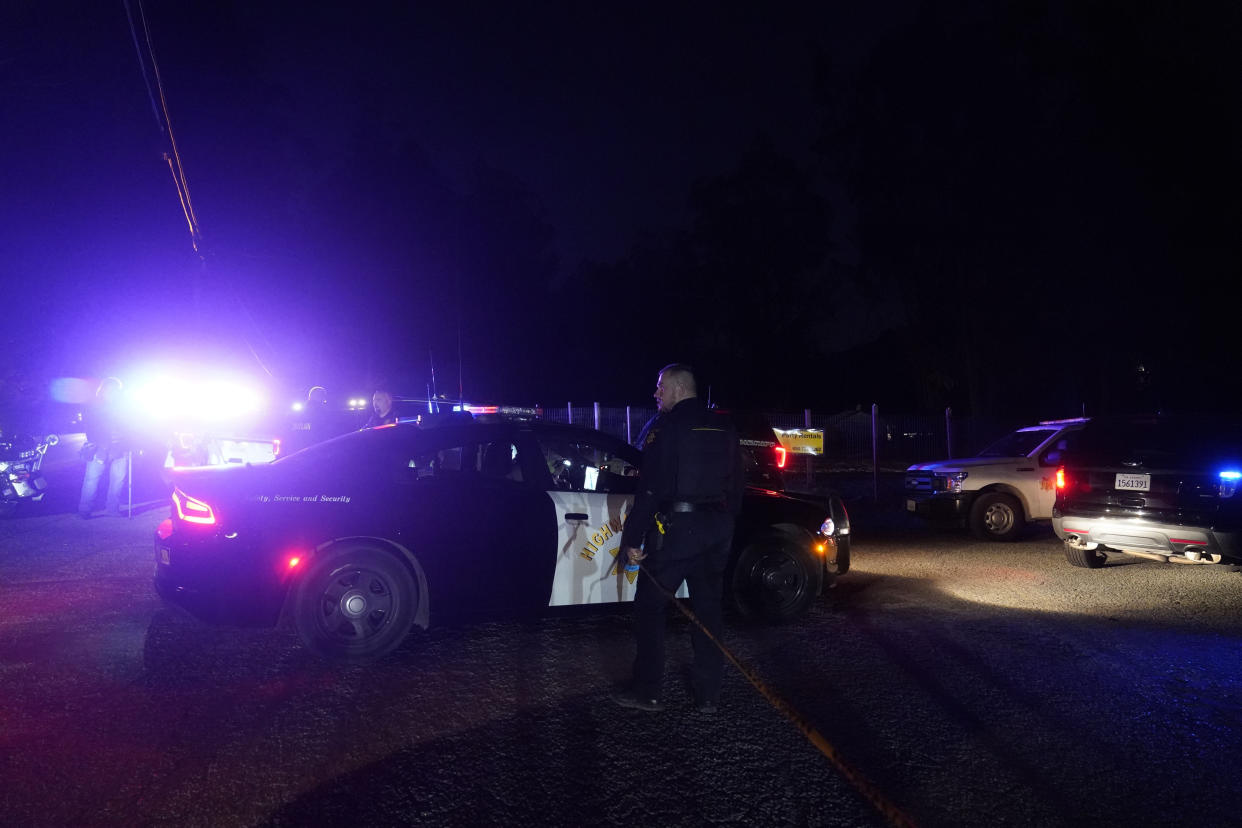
[
  {"x1": 284, "y1": 385, "x2": 331, "y2": 455},
  {"x1": 611, "y1": 363, "x2": 742, "y2": 713},
  {"x1": 364, "y1": 389, "x2": 399, "y2": 428}
]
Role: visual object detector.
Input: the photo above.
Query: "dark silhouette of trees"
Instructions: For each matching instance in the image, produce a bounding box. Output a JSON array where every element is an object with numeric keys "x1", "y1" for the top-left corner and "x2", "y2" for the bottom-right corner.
[{"x1": 814, "y1": 0, "x2": 1242, "y2": 416}]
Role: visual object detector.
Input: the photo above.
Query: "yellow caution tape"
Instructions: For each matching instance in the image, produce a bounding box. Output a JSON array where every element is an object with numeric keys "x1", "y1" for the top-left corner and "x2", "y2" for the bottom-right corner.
[{"x1": 637, "y1": 564, "x2": 916, "y2": 828}]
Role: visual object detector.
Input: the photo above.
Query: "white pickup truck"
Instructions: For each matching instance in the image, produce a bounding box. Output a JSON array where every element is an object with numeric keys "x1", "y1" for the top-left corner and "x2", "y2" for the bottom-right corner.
[{"x1": 903, "y1": 418, "x2": 1088, "y2": 541}]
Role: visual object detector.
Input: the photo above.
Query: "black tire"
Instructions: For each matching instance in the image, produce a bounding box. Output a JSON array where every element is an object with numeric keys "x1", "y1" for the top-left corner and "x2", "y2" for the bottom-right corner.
[
  {"x1": 969, "y1": 492, "x2": 1025, "y2": 541},
  {"x1": 293, "y1": 543, "x2": 419, "y2": 662},
  {"x1": 1064, "y1": 541, "x2": 1107, "y2": 568},
  {"x1": 729, "y1": 532, "x2": 822, "y2": 622}
]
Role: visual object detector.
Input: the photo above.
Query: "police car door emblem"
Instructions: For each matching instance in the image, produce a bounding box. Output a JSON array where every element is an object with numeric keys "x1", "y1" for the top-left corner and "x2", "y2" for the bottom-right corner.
[{"x1": 546, "y1": 491, "x2": 634, "y2": 606}]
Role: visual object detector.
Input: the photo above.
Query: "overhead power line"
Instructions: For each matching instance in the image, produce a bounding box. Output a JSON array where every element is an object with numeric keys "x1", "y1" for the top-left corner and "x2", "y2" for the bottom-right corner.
[{"x1": 122, "y1": 0, "x2": 202, "y2": 256}]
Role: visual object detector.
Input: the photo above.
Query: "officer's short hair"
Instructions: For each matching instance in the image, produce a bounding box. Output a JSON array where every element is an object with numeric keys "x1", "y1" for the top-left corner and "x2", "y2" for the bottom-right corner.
[{"x1": 659, "y1": 363, "x2": 697, "y2": 397}]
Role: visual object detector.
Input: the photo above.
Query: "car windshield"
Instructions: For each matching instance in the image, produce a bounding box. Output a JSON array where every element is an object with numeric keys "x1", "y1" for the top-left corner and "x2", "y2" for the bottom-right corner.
[{"x1": 977, "y1": 428, "x2": 1056, "y2": 458}]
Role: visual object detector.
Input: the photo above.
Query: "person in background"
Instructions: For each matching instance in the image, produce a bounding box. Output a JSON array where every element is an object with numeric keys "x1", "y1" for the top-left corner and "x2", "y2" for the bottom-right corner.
[
  {"x1": 284, "y1": 385, "x2": 331, "y2": 455},
  {"x1": 611, "y1": 363, "x2": 743, "y2": 714},
  {"x1": 364, "y1": 389, "x2": 399, "y2": 428},
  {"x1": 78, "y1": 377, "x2": 132, "y2": 518}
]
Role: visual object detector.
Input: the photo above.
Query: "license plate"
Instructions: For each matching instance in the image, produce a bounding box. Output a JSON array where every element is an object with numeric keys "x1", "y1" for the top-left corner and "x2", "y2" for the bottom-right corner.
[
  {"x1": 906, "y1": 499, "x2": 916, "y2": 512},
  {"x1": 1114, "y1": 473, "x2": 1150, "y2": 492},
  {"x1": 158, "y1": 546, "x2": 171, "y2": 565}
]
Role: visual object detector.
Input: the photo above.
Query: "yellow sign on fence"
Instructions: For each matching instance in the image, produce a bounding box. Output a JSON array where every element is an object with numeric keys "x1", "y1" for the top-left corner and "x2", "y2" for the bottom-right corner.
[{"x1": 773, "y1": 428, "x2": 824, "y2": 455}]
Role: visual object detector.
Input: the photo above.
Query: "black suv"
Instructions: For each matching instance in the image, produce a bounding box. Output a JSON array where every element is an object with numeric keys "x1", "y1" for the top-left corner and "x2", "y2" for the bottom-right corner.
[
  {"x1": 712, "y1": 409, "x2": 788, "y2": 492},
  {"x1": 1052, "y1": 415, "x2": 1242, "y2": 568}
]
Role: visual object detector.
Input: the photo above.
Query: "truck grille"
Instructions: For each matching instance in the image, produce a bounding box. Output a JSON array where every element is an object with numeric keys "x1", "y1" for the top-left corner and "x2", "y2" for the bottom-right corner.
[{"x1": 905, "y1": 471, "x2": 933, "y2": 493}]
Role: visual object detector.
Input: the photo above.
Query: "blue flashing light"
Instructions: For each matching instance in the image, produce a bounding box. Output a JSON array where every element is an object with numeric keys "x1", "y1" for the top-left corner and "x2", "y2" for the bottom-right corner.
[{"x1": 1218, "y1": 470, "x2": 1241, "y2": 498}]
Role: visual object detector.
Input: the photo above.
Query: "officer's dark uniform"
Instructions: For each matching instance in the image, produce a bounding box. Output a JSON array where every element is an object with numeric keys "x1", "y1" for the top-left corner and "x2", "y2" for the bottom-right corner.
[
  {"x1": 364, "y1": 404, "x2": 399, "y2": 428},
  {"x1": 621, "y1": 396, "x2": 743, "y2": 705},
  {"x1": 284, "y1": 398, "x2": 332, "y2": 455}
]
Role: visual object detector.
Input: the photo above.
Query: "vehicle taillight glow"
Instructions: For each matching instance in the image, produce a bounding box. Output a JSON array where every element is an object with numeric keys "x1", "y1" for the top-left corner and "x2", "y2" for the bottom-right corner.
[
  {"x1": 774, "y1": 446, "x2": 787, "y2": 469},
  {"x1": 1056, "y1": 467, "x2": 1067, "y2": 490},
  {"x1": 173, "y1": 488, "x2": 217, "y2": 525},
  {"x1": 287, "y1": 556, "x2": 301, "y2": 569}
]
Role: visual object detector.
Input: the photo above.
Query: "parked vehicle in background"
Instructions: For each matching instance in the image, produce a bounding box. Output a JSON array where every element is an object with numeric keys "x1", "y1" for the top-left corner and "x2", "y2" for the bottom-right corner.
[
  {"x1": 904, "y1": 418, "x2": 1088, "y2": 541},
  {"x1": 713, "y1": 410, "x2": 788, "y2": 492},
  {"x1": 0, "y1": 431, "x2": 59, "y2": 516},
  {"x1": 1053, "y1": 414, "x2": 1242, "y2": 568}
]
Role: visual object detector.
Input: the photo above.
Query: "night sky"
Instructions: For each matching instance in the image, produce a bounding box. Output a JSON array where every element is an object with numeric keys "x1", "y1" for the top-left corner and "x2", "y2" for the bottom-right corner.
[{"x1": 3, "y1": 1, "x2": 1239, "y2": 420}]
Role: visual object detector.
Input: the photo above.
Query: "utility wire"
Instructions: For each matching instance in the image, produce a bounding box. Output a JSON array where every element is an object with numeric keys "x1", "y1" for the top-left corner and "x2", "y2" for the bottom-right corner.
[
  {"x1": 124, "y1": 0, "x2": 202, "y2": 255},
  {"x1": 120, "y1": 0, "x2": 279, "y2": 381},
  {"x1": 140, "y1": 1, "x2": 202, "y2": 254},
  {"x1": 121, "y1": 0, "x2": 163, "y2": 134}
]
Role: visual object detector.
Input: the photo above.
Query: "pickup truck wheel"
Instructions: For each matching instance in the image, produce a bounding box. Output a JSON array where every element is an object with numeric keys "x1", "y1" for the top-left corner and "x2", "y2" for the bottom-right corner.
[
  {"x1": 969, "y1": 493, "x2": 1024, "y2": 541},
  {"x1": 293, "y1": 544, "x2": 419, "y2": 662},
  {"x1": 730, "y1": 533, "x2": 822, "y2": 622},
  {"x1": 1064, "y1": 541, "x2": 1107, "y2": 568}
]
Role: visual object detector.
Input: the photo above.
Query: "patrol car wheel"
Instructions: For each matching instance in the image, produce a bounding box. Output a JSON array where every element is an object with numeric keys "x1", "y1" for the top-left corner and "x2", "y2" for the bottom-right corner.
[
  {"x1": 293, "y1": 544, "x2": 419, "y2": 662},
  {"x1": 729, "y1": 533, "x2": 822, "y2": 622},
  {"x1": 1064, "y1": 541, "x2": 1107, "y2": 568},
  {"x1": 969, "y1": 493, "x2": 1024, "y2": 541}
]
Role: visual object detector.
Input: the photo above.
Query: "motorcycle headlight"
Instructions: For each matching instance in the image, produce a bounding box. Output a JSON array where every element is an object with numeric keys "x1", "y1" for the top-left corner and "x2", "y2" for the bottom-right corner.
[
  {"x1": 934, "y1": 471, "x2": 969, "y2": 493},
  {"x1": 818, "y1": 517, "x2": 835, "y2": 536}
]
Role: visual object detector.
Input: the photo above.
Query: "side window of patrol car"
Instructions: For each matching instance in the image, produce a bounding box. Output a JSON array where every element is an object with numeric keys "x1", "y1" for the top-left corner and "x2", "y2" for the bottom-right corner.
[
  {"x1": 535, "y1": 437, "x2": 638, "y2": 494},
  {"x1": 1040, "y1": 433, "x2": 1077, "y2": 467},
  {"x1": 477, "y1": 440, "x2": 524, "y2": 483},
  {"x1": 396, "y1": 442, "x2": 471, "y2": 483}
]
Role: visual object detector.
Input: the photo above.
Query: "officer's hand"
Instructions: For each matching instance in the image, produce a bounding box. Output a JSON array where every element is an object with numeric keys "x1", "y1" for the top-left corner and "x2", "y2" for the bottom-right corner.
[{"x1": 625, "y1": 546, "x2": 646, "y2": 565}]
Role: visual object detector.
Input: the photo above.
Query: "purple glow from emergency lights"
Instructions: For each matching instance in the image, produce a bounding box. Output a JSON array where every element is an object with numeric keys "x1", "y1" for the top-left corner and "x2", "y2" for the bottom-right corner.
[
  {"x1": 128, "y1": 376, "x2": 266, "y2": 423},
  {"x1": 48, "y1": 377, "x2": 96, "y2": 404}
]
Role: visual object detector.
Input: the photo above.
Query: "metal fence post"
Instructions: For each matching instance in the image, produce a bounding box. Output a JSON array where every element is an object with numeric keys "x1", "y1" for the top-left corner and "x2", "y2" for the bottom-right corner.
[
  {"x1": 872, "y1": 403, "x2": 879, "y2": 502},
  {"x1": 594, "y1": 402, "x2": 600, "y2": 431},
  {"x1": 626, "y1": 405, "x2": 632, "y2": 444},
  {"x1": 804, "y1": 408, "x2": 813, "y2": 489},
  {"x1": 945, "y1": 406, "x2": 953, "y2": 458}
]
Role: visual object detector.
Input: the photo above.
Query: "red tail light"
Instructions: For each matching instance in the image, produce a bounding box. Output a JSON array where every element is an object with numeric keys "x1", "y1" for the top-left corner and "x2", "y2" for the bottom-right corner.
[
  {"x1": 774, "y1": 446, "x2": 788, "y2": 469},
  {"x1": 1055, "y1": 467, "x2": 1067, "y2": 490},
  {"x1": 173, "y1": 488, "x2": 217, "y2": 525}
]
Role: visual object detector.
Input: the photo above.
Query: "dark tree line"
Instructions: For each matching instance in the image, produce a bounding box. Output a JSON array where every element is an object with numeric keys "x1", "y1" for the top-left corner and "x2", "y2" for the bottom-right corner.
[{"x1": 568, "y1": 0, "x2": 1241, "y2": 416}]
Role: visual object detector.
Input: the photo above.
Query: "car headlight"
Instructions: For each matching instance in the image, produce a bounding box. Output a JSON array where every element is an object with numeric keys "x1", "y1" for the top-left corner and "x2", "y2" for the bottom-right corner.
[
  {"x1": 933, "y1": 471, "x2": 969, "y2": 493},
  {"x1": 819, "y1": 517, "x2": 835, "y2": 536}
]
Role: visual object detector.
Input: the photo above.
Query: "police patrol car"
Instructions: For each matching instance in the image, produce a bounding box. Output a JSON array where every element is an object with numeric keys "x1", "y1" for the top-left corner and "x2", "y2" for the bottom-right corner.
[
  {"x1": 904, "y1": 418, "x2": 1088, "y2": 541},
  {"x1": 154, "y1": 416, "x2": 850, "y2": 661}
]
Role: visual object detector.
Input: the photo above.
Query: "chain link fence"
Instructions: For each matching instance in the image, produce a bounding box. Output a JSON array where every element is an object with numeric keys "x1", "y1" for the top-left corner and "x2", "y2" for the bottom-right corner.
[{"x1": 544, "y1": 403, "x2": 1027, "y2": 474}]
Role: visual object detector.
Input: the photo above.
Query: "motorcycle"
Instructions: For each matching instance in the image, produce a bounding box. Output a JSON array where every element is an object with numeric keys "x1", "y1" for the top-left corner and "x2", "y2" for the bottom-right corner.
[{"x1": 0, "y1": 432, "x2": 59, "y2": 517}]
